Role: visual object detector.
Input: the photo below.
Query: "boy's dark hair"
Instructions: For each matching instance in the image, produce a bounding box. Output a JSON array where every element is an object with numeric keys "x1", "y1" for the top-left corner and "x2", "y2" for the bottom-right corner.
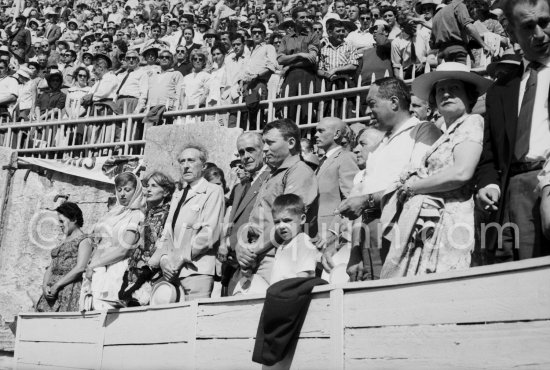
[{"x1": 272, "y1": 193, "x2": 305, "y2": 216}]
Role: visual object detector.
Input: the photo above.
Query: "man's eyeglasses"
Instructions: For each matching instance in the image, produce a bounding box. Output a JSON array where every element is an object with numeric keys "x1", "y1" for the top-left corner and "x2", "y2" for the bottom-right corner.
[
  {"x1": 176, "y1": 50, "x2": 185, "y2": 54},
  {"x1": 251, "y1": 30, "x2": 263, "y2": 35},
  {"x1": 313, "y1": 27, "x2": 322, "y2": 31},
  {"x1": 360, "y1": 17, "x2": 371, "y2": 21}
]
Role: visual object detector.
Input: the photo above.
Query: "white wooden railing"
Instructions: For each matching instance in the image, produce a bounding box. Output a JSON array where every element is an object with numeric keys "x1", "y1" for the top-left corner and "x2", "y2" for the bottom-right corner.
[{"x1": 0, "y1": 64, "x2": 488, "y2": 158}]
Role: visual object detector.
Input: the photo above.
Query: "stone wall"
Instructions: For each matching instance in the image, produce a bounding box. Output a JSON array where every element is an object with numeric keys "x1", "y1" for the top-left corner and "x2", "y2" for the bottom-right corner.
[
  {"x1": 0, "y1": 168, "x2": 114, "y2": 351},
  {"x1": 144, "y1": 122, "x2": 243, "y2": 182}
]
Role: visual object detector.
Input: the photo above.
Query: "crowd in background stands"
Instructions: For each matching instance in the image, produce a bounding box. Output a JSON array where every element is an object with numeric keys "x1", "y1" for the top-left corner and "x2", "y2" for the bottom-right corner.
[{"x1": 0, "y1": 0, "x2": 513, "y2": 129}]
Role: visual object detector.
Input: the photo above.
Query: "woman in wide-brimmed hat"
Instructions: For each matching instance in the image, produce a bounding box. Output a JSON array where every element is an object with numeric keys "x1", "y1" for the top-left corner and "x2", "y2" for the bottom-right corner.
[{"x1": 380, "y1": 62, "x2": 492, "y2": 279}]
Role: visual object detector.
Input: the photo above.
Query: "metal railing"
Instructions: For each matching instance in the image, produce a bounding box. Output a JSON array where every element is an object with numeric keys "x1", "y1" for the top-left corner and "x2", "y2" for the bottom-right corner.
[{"x1": 0, "y1": 64, "x2": 488, "y2": 158}]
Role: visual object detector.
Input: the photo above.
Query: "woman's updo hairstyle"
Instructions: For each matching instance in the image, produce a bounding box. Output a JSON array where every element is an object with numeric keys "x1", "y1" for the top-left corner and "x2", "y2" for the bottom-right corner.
[{"x1": 55, "y1": 201, "x2": 84, "y2": 227}]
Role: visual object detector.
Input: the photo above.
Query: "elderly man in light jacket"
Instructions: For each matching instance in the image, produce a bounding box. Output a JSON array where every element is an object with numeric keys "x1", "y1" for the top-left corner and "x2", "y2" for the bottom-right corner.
[{"x1": 149, "y1": 144, "x2": 225, "y2": 300}]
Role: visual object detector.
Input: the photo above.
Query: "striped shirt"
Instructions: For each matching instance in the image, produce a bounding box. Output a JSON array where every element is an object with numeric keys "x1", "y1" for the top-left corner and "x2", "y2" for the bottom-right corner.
[{"x1": 318, "y1": 40, "x2": 359, "y2": 72}]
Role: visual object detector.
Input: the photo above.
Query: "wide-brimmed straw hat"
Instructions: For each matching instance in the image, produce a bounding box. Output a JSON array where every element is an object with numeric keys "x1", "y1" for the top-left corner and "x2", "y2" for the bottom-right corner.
[
  {"x1": 415, "y1": 0, "x2": 441, "y2": 14},
  {"x1": 412, "y1": 62, "x2": 493, "y2": 101},
  {"x1": 150, "y1": 281, "x2": 180, "y2": 305}
]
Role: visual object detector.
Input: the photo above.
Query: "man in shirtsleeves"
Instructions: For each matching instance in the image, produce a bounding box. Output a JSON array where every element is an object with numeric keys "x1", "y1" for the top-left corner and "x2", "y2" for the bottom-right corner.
[{"x1": 277, "y1": 7, "x2": 320, "y2": 124}]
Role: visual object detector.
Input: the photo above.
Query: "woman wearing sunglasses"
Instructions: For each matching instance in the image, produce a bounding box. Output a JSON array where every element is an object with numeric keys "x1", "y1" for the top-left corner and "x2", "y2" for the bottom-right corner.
[
  {"x1": 181, "y1": 49, "x2": 210, "y2": 110},
  {"x1": 64, "y1": 67, "x2": 91, "y2": 144}
]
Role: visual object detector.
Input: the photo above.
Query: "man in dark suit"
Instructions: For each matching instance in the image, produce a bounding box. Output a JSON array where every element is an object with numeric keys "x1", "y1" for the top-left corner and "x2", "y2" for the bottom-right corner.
[
  {"x1": 476, "y1": 0, "x2": 550, "y2": 263},
  {"x1": 224, "y1": 132, "x2": 268, "y2": 294}
]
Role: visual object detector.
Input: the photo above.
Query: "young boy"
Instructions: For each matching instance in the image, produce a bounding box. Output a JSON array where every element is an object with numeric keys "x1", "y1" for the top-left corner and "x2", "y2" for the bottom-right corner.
[{"x1": 270, "y1": 194, "x2": 320, "y2": 284}]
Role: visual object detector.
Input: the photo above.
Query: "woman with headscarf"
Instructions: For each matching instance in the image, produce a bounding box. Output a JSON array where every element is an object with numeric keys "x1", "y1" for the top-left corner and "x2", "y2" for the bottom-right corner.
[
  {"x1": 118, "y1": 171, "x2": 175, "y2": 306},
  {"x1": 84, "y1": 172, "x2": 145, "y2": 310},
  {"x1": 380, "y1": 62, "x2": 492, "y2": 278}
]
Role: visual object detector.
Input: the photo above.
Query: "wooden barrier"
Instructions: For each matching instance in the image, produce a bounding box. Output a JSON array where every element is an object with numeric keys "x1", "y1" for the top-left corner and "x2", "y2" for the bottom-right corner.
[{"x1": 14, "y1": 256, "x2": 550, "y2": 370}]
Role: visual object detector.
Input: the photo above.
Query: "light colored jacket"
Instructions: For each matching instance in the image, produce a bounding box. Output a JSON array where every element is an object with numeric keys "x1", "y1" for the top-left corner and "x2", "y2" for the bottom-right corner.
[{"x1": 149, "y1": 178, "x2": 225, "y2": 278}]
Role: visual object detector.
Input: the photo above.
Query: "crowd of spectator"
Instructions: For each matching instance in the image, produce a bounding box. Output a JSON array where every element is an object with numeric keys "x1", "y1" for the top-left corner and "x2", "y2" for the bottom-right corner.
[{"x1": 0, "y1": 0, "x2": 511, "y2": 130}]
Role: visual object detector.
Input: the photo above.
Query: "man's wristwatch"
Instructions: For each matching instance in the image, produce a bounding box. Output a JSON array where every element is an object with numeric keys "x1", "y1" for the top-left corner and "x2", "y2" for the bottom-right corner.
[{"x1": 366, "y1": 194, "x2": 375, "y2": 209}]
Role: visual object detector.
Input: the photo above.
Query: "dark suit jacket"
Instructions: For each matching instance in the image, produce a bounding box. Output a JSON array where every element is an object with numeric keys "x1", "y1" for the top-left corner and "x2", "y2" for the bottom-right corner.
[
  {"x1": 476, "y1": 65, "x2": 550, "y2": 249},
  {"x1": 227, "y1": 170, "x2": 269, "y2": 250},
  {"x1": 45, "y1": 24, "x2": 62, "y2": 45}
]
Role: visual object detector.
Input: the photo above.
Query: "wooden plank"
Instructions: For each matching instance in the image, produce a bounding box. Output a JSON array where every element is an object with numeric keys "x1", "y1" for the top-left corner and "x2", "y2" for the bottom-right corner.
[
  {"x1": 322, "y1": 256, "x2": 550, "y2": 294},
  {"x1": 102, "y1": 342, "x2": 193, "y2": 370},
  {"x1": 345, "y1": 265, "x2": 550, "y2": 328},
  {"x1": 17, "y1": 316, "x2": 101, "y2": 343},
  {"x1": 196, "y1": 293, "x2": 330, "y2": 339},
  {"x1": 103, "y1": 306, "x2": 194, "y2": 345},
  {"x1": 16, "y1": 342, "x2": 98, "y2": 369},
  {"x1": 329, "y1": 289, "x2": 344, "y2": 370},
  {"x1": 345, "y1": 320, "x2": 550, "y2": 370},
  {"x1": 187, "y1": 301, "x2": 198, "y2": 370},
  {"x1": 195, "y1": 337, "x2": 331, "y2": 370},
  {"x1": 195, "y1": 338, "x2": 257, "y2": 370},
  {"x1": 17, "y1": 363, "x2": 86, "y2": 370}
]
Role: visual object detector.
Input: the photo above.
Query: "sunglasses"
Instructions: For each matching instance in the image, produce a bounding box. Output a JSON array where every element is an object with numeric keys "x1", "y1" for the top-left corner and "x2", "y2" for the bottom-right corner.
[
  {"x1": 360, "y1": 17, "x2": 371, "y2": 21},
  {"x1": 251, "y1": 30, "x2": 263, "y2": 35},
  {"x1": 192, "y1": 57, "x2": 204, "y2": 61},
  {"x1": 77, "y1": 74, "x2": 88, "y2": 78},
  {"x1": 176, "y1": 50, "x2": 185, "y2": 53},
  {"x1": 313, "y1": 27, "x2": 322, "y2": 31},
  {"x1": 125, "y1": 56, "x2": 139, "y2": 61},
  {"x1": 11, "y1": 44, "x2": 19, "y2": 48},
  {"x1": 159, "y1": 55, "x2": 172, "y2": 60}
]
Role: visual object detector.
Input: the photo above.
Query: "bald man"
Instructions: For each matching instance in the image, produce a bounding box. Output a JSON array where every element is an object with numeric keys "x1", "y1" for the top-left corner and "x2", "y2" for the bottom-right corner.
[
  {"x1": 225, "y1": 132, "x2": 269, "y2": 295},
  {"x1": 314, "y1": 117, "x2": 359, "y2": 256}
]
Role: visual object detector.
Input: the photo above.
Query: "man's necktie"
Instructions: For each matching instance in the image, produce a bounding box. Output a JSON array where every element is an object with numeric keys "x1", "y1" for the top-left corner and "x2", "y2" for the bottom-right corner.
[
  {"x1": 515, "y1": 61, "x2": 542, "y2": 161},
  {"x1": 233, "y1": 180, "x2": 251, "y2": 211},
  {"x1": 116, "y1": 71, "x2": 131, "y2": 95},
  {"x1": 315, "y1": 155, "x2": 327, "y2": 175},
  {"x1": 171, "y1": 185, "x2": 190, "y2": 231}
]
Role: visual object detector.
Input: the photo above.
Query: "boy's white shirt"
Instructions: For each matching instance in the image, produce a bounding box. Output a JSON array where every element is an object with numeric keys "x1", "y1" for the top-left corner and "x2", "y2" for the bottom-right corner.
[{"x1": 270, "y1": 232, "x2": 320, "y2": 284}]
